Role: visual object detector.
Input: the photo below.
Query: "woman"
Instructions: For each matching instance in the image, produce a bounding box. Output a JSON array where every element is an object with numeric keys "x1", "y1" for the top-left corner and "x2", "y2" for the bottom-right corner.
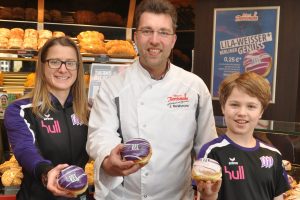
[{"x1": 4, "y1": 36, "x2": 90, "y2": 200}]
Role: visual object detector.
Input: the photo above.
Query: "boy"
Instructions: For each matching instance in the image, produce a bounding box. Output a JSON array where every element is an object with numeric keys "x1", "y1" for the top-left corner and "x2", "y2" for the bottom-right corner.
[{"x1": 197, "y1": 72, "x2": 290, "y2": 200}]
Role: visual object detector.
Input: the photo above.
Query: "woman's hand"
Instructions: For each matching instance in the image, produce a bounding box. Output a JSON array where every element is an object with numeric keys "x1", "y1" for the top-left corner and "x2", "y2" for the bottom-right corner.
[{"x1": 45, "y1": 164, "x2": 76, "y2": 198}]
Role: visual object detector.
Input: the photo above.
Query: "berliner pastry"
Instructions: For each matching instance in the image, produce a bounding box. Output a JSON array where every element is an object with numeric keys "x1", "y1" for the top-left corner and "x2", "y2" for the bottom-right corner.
[
  {"x1": 24, "y1": 29, "x2": 38, "y2": 39},
  {"x1": 52, "y1": 31, "x2": 65, "y2": 38},
  {"x1": 10, "y1": 28, "x2": 24, "y2": 39},
  {"x1": 192, "y1": 158, "x2": 222, "y2": 181},
  {"x1": 121, "y1": 138, "x2": 152, "y2": 164},
  {"x1": 8, "y1": 37, "x2": 23, "y2": 49},
  {"x1": 0, "y1": 28, "x2": 11, "y2": 38},
  {"x1": 25, "y1": 8, "x2": 37, "y2": 21},
  {"x1": 243, "y1": 49, "x2": 272, "y2": 77},
  {"x1": 38, "y1": 30, "x2": 52, "y2": 39},
  {"x1": 57, "y1": 165, "x2": 88, "y2": 196}
]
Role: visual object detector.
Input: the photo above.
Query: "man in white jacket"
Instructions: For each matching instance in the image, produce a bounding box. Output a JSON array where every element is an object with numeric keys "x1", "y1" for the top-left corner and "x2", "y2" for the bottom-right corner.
[{"x1": 87, "y1": 0, "x2": 219, "y2": 199}]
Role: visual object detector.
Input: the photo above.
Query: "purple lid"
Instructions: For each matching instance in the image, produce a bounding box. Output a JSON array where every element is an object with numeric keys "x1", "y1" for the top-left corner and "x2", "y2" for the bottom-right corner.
[
  {"x1": 121, "y1": 138, "x2": 150, "y2": 161},
  {"x1": 58, "y1": 165, "x2": 87, "y2": 190}
]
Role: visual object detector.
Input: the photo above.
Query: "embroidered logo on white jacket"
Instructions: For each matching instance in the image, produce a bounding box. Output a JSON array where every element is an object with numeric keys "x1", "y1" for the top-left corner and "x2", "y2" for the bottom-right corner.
[{"x1": 167, "y1": 93, "x2": 190, "y2": 108}]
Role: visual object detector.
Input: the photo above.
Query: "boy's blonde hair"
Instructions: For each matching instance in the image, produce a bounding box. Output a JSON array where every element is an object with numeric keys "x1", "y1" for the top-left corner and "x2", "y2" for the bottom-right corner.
[{"x1": 218, "y1": 72, "x2": 271, "y2": 111}]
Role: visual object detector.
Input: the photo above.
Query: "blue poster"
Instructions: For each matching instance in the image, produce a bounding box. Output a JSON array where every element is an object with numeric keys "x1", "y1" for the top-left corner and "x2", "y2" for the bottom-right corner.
[{"x1": 211, "y1": 6, "x2": 280, "y2": 102}]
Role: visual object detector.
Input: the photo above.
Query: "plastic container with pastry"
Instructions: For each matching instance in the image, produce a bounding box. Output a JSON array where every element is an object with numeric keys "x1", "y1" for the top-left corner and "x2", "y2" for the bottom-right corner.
[
  {"x1": 73, "y1": 10, "x2": 97, "y2": 25},
  {"x1": 52, "y1": 31, "x2": 65, "y2": 38},
  {"x1": 97, "y1": 12, "x2": 124, "y2": 26},
  {"x1": 0, "y1": 7, "x2": 12, "y2": 19},
  {"x1": 25, "y1": 8, "x2": 37, "y2": 21},
  {"x1": 10, "y1": 28, "x2": 24, "y2": 39},
  {"x1": 23, "y1": 37, "x2": 37, "y2": 50},
  {"x1": 57, "y1": 165, "x2": 88, "y2": 196},
  {"x1": 8, "y1": 37, "x2": 23, "y2": 49},
  {"x1": 192, "y1": 158, "x2": 222, "y2": 182},
  {"x1": 121, "y1": 138, "x2": 152, "y2": 165},
  {"x1": 0, "y1": 28, "x2": 11, "y2": 38},
  {"x1": 0, "y1": 37, "x2": 9, "y2": 49},
  {"x1": 38, "y1": 30, "x2": 52, "y2": 39},
  {"x1": 24, "y1": 29, "x2": 38, "y2": 39},
  {"x1": 12, "y1": 7, "x2": 25, "y2": 20},
  {"x1": 77, "y1": 31, "x2": 104, "y2": 41}
]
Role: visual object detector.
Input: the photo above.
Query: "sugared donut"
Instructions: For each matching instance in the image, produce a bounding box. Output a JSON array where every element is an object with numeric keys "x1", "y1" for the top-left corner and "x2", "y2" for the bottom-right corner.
[
  {"x1": 57, "y1": 165, "x2": 88, "y2": 196},
  {"x1": 243, "y1": 49, "x2": 272, "y2": 77},
  {"x1": 192, "y1": 158, "x2": 222, "y2": 181},
  {"x1": 121, "y1": 138, "x2": 152, "y2": 164}
]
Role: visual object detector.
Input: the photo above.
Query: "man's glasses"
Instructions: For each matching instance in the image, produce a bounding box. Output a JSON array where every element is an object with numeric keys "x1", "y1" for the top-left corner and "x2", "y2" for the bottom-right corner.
[
  {"x1": 45, "y1": 59, "x2": 78, "y2": 70},
  {"x1": 136, "y1": 29, "x2": 175, "y2": 38}
]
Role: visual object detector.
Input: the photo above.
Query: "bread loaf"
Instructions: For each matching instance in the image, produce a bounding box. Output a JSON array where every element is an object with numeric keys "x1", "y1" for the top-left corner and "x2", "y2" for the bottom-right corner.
[
  {"x1": 0, "y1": 7, "x2": 12, "y2": 19},
  {"x1": 0, "y1": 37, "x2": 8, "y2": 49},
  {"x1": 97, "y1": 12, "x2": 124, "y2": 26},
  {"x1": 74, "y1": 10, "x2": 97, "y2": 25},
  {"x1": 38, "y1": 30, "x2": 52, "y2": 39},
  {"x1": 25, "y1": 8, "x2": 37, "y2": 21},
  {"x1": 10, "y1": 28, "x2": 24, "y2": 39},
  {"x1": 0, "y1": 28, "x2": 10, "y2": 38},
  {"x1": 12, "y1": 7, "x2": 25, "y2": 20}
]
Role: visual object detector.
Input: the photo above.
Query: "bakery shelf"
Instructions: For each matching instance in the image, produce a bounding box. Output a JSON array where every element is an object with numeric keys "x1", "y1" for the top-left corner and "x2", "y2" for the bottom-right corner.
[{"x1": 0, "y1": 19, "x2": 37, "y2": 30}]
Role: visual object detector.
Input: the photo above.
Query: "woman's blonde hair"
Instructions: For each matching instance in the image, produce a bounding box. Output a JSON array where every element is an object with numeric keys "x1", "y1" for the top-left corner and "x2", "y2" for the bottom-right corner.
[
  {"x1": 24, "y1": 36, "x2": 89, "y2": 124},
  {"x1": 218, "y1": 72, "x2": 271, "y2": 111}
]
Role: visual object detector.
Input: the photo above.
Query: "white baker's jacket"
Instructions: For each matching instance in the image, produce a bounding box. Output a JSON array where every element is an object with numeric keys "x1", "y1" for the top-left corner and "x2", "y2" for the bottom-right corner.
[{"x1": 87, "y1": 60, "x2": 217, "y2": 200}]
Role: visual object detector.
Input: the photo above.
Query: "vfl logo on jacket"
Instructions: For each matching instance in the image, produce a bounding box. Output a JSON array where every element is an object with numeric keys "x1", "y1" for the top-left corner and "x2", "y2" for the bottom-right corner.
[
  {"x1": 41, "y1": 113, "x2": 82, "y2": 134},
  {"x1": 167, "y1": 93, "x2": 190, "y2": 108},
  {"x1": 260, "y1": 156, "x2": 274, "y2": 168}
]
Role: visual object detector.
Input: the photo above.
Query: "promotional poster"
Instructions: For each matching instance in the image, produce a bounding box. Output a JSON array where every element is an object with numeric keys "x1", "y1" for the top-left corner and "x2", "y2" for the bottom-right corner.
[
  {"x1": 88, "y1": 63, "x2": 130, "y2": 106},
  {"x1": 211, "y1": 6, "x2": 280, "y2": 102}
]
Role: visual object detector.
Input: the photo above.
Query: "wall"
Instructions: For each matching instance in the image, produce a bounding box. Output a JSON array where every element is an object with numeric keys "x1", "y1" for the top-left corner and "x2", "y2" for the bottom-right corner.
[{"x1": 194, "y1": 0, "x2": 300, "y2": 122}]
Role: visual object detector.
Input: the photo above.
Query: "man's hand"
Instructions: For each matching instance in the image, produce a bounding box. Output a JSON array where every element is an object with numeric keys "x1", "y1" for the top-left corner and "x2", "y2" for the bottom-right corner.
[
  {"x1": 102, "y1": 144, "x2": 143, "y2": 176},
  {"x1": 197, "y1": 180, "x2": 221, "y2": 200}
]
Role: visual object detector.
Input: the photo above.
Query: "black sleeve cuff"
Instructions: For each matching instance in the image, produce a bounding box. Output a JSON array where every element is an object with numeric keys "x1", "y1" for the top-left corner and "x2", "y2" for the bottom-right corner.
[{"x1": 35, "y1": 162, "x2": 54, "y2": 182}]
